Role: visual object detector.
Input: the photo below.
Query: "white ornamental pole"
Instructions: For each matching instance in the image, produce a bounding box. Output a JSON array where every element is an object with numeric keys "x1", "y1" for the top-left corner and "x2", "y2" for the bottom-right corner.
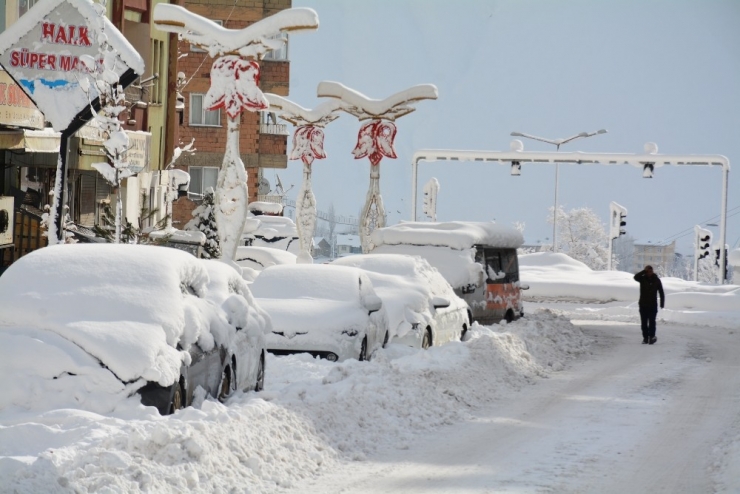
[
  {"x1": 265, "y1": 95, "x2": 343, "y2": 263},
  {"x1": 153, "y1": 5, "x2": 318, "y2": 260},
  {"x1": 316, "y1": 81, "x2": 438, "y2": 253}
]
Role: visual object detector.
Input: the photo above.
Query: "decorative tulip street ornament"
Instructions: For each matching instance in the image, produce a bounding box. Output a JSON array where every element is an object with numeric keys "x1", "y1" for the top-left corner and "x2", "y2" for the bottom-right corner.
[
  {"x1": 317, "y1": 81, "x2": 438, "y2": 253},
  {"x1": 266, "y1": 94, "x2": 344, "y2": 263},
  {"x1": 153, "y1": 5, "x2": 318, "y2": 261}
]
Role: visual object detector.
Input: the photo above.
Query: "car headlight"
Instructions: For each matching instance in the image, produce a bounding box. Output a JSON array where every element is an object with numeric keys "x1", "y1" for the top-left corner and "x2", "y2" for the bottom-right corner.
[
  {"x1": 411, "y1": 323, "x2": 420, "y2": 331},
  {"x1": 341, "y1": 329, "x2": 358, "y2": 337}
]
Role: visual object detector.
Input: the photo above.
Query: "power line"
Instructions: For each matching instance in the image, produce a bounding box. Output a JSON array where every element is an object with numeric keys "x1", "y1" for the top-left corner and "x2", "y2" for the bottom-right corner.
[{"x1": 658, "y1": 204, "x2": 740, "y2": 244}]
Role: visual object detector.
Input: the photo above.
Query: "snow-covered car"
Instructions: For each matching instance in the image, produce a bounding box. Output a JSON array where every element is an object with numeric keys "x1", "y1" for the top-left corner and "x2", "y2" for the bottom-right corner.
[
  {"x1": 241, "y1": 214, "x2": 300, "y2": 255},
  {"x1": 249, "y1": 264, "x2": 389, "y2": 362},
  {"x1": 333, "y1": 254, "x2": 471, "y2": 349},
  {"x1": 371, "y1": 221, "x2": 527, "y2": 324},
  {"x1": 234, "y1": 245, "x2": 297, "y2": 282},
  {"x1": 0, "y1": 244, "x2": 270, "y2": 415}
]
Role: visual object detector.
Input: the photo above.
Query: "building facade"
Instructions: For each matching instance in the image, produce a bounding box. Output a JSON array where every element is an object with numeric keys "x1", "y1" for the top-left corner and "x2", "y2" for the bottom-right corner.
[
  {"x1": 0, "y1": 0, "x2": 175, "y2": 266},
  {"x1": 169, "y1": 0, "x2": 291, "y2": 229},
  {"x1": 633, "y1": 240, "x2": 676, "y2": 275}
]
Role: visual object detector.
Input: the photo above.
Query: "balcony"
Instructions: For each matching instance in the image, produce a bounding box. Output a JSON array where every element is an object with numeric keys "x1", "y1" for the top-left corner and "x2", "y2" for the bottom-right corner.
[{"x1": 259, "y1": 123, "x2": 289, "y2": 135}]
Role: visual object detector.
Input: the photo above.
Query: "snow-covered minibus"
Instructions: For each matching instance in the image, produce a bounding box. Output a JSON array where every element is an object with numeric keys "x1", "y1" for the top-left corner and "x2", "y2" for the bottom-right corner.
[{"x1": 370, "y1": 221, "x2": 527, "y2": 324}]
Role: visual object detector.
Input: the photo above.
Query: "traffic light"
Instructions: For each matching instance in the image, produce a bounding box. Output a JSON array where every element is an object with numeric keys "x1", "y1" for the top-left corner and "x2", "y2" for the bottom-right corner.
[
  {"x1": 618, "y1": 212, "x2": 627, "y2": 236},
  {"x1": 698, "y1": 234, "x2": 711, "y2": 259}
]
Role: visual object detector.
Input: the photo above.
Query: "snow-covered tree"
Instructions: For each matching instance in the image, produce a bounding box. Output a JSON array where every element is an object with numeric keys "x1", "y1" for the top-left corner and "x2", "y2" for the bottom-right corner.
[
  {"x1": 548, "y1": 206, "x2": 611, "y2": 271},
  {"x1": 79, "y1": 0, "x2": 139, "y2": 244},
  {"x1": 186, "y1": 187, "x2": 221, "y2": 259}
]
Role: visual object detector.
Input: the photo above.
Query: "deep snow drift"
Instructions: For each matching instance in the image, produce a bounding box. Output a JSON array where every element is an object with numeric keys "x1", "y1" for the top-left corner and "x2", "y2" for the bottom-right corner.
[{"x1": 0, "y1": 310, "x2": 590, "y2": 493}]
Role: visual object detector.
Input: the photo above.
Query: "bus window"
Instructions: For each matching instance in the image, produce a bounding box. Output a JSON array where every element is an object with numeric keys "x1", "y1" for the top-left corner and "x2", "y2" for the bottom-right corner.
[
  {"x1": 484, "y1": 248, "x2": 504, "y2": 283},
  {"x1": 500, "y1": 249, "x2": 519, "y2": 283}
]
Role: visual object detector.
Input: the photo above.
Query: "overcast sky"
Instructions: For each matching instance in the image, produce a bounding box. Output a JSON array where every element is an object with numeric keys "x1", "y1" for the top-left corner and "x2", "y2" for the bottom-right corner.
[{"x1": 275, "y1": 0, "x2": 740, "y2": 254}]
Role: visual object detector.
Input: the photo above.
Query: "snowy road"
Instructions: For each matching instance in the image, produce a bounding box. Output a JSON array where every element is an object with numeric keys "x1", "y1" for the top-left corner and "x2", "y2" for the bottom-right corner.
[{"x1": 293, "y1": 321, "x2": 740, "y2": 493}]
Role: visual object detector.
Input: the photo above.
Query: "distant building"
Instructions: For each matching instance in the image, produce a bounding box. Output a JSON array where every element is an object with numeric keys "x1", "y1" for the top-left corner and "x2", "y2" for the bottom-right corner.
[
  {"x1": 633, "y1": 240, "x2": 676, "y2": 275},
  {"x1": 336, "y1": 234, "x2": 362, "y2": 256},
  {"x1": 312, "y1": 237, "x2": 331, "y2": 258}
]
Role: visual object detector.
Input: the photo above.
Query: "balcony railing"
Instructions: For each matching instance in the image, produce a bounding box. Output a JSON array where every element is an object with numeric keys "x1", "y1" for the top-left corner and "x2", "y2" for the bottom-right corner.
[{"x1": 259, "y1": 123, "x2": 289, "y2": 135}]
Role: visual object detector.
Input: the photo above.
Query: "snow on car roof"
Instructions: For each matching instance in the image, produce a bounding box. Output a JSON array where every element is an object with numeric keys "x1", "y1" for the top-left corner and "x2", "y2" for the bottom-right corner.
[
  {"x1": 250, "y1": 264, "x2": 362, "y2": 302},
  {"x1": 242, "y1": 215, "x2": 298, "y2": 239},
  {"x1": 371, "y1": 221, "x2": 524, "y2": 250},
  {"x1": 0, "y1": 244, "x2": 246, "y2": 390},
  {"x1": 371, "y1": 244, "x2": 483, "y2": 289},
  {"x1": 235, "y1": 246, "x2": 297, "y2": 268}
]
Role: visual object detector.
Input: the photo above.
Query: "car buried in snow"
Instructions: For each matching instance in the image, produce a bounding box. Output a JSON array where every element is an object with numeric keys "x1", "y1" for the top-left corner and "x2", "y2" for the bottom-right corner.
[
  {"x1": 0, "y1": 245, "x2": 270, "y2": 415},
  {"x1": 370, "y1": 221, "x2": 528, "y2": 325},
  {"x1": 249, "y1": 264, "x2": 389, "y2": 362},
  {"x1": 234, "y1": 245, "x2": 297, "y2": 282},
  {"x1": 333, "y1": 254, "x2": 471, "y2": 349}
]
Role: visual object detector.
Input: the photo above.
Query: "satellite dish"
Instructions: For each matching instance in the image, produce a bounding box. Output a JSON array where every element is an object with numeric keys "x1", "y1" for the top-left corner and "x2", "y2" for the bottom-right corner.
[{"x1": 258, "y1": 176, "x2": 271, "y2": 196}]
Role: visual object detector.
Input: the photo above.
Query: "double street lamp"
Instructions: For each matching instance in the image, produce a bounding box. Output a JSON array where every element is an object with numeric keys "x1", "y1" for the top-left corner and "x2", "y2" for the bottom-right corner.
[{"x1": 510, "y1": 129, "x2": 607, "y2": 252}]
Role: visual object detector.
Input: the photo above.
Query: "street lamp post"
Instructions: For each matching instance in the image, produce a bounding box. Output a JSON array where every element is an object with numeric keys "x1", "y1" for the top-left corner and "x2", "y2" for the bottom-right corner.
[{"x1": 510, "y1": 129, "x2": 607, "y2": 252}]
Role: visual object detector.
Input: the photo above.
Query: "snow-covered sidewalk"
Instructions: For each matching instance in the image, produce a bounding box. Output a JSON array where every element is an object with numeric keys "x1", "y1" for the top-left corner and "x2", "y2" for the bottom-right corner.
[{"x1": 0, "y1": 310, "x2": 589, "y2": 493}]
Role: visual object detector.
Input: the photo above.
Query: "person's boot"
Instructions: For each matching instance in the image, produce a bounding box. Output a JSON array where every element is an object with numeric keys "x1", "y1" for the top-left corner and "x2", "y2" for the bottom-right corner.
[
  {"x1": 649, "y1": 337, "x2": 657, "y2": 345},
  {"x1": 642, "y1": 338, "x2": 648, "y2": 344}
]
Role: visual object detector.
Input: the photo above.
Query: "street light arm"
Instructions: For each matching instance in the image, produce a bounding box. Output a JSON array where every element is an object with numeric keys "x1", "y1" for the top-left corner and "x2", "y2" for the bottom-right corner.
[{"x1": 510, "y1": 132, "x2": 560, "y2": 146}]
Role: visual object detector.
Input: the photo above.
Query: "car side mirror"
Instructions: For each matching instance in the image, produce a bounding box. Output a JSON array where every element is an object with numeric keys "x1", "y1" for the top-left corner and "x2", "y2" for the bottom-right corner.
[
  {"x1": 364, "y1": 294, "x2": 383, "y2": 314},
  {"x1": 432, "y1": 296, "x2": 450, "y2": 309},
  {"x1": 520, "y1": 284, "x2": 530, "y2": 290}
]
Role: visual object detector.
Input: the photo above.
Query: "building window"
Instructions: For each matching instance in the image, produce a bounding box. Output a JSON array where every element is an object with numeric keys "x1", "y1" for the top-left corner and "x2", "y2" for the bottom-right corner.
[
  {"x1": 191, "y1": 20, "x2": 222, "y2": 52},
  {"x1": 188, "y1": 166, "x2": 219, "y2": 199},
  {"x1": 189, "y1": 94, "x2": 221, "y2": 126},
  {"x1": 18, "y1": 0, "x2": 40, "y2": 17},
  {"x1": 263, "y1": 33, "x2": 288, "y2": 61},
  {"x1": 150, "y1": 39, "x2": 165, "y2": 105}
]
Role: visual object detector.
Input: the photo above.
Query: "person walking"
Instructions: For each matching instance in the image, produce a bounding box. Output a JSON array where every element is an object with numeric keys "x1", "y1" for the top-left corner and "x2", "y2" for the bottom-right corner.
[{"x1": 634, "y1": 265, "x2": 665, "y2": 345}]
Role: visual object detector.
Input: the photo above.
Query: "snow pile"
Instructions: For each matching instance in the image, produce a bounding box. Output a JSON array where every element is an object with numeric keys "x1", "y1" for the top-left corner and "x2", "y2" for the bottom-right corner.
[
  {"x1": 371, "y1": 220, "x2": 523, "y2": 250},
  {"x1": 0, "y1": 310, "x2": 589, "y2": 493},
  {"x1": 521, "y1": 252, "x2": 740, "y2": 328}
]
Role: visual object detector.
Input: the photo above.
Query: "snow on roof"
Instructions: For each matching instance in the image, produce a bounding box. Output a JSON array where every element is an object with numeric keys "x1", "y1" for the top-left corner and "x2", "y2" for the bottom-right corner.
[
  {"x1": 633, "y1": 239, "x2": 676, "y2": 247},
  {"x1": 371, "y1": 244, "x2": 481, "y2": 289},
  {"x1": 149, "y1": 228, "x2": 206, "y2": 244},
  {"x1": 336, "y1": 234, "x2": 361, "y2": 248},
  {"x1": 371, "y1": 221, "x2": 524, "y2": 250}
]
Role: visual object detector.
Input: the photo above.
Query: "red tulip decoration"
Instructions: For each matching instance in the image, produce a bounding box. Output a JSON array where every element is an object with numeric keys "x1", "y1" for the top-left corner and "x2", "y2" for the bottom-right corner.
[
  {"x1": 290, "y1": 125, "x2": 327, "y2": 166},
  {"x1": 352, "y1": 120, "x2": 397, "y2": 166},
  {"x1": 204, "y1": 56, "x2": 268, "y2": 118}
]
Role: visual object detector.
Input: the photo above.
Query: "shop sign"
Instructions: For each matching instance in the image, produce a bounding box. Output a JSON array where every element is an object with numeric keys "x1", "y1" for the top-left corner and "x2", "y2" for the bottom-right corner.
[
  {"x1": 0, "y1": 0, "x2": 144, "y2": 132},
  {"x1": 0, "y1": 71, "x2": 45, "y2": 130}
]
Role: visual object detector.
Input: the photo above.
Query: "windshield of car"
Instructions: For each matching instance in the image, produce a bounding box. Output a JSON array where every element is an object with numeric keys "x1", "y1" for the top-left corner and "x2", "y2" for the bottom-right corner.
[{"x1": 250, "y1": 265, "x2": 359, "y2": 302}]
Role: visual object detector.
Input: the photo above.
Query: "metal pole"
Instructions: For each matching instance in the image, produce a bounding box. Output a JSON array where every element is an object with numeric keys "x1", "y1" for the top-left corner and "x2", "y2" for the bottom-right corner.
[
  {"x1": 608, "y1": 236, "x2": 613, "y2": 271},
  {"x1": 719, "y1": 166, "x2": 729, "y2": 283},
  {"x1": 553, "y1": 161, "x2": 559, "y2": 252},
  {"x1": 693, "y1": 226, "x2": 699, "y2": 282},
  {"x1": 411, "y1": 157, "x2": 418, "y2": 221},
  {"x1": 52, "y1": 133, "x2": 71, "y2": 243}
]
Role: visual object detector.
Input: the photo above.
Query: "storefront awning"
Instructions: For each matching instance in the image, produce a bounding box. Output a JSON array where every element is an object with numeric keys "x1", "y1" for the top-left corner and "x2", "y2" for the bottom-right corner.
[{"x1": 0, "y1": 129, "x2": 61, "y2": 153}]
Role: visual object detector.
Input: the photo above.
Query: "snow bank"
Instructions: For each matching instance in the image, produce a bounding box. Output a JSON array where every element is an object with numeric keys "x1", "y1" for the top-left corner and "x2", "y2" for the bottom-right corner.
[
  {"x1": 521, "y1": 252, "x2": 740, "y2": 329},
  {"x1": 371, "y1": 220, "x2": 524, "y2": 250},
  {"x1": 0, "y1": 310, "x2": 590, "y2": 493}
]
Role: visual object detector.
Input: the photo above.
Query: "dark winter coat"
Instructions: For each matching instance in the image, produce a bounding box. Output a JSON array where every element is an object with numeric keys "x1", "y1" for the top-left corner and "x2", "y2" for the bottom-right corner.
[{"x1": 634, "y1": 270, "x2": 665, "y2": 308}]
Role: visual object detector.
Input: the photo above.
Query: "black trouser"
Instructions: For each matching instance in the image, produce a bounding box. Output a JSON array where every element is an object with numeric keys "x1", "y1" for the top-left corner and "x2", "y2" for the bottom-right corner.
[{"x1": 639, "y1": 304, "x2": 658, "y2": 340}]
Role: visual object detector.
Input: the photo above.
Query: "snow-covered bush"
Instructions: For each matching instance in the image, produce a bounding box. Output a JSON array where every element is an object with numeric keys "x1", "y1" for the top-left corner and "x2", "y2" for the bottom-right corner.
[
  {"x1": 548, "y1": 206, "x2": 610, "y2": 271},
  {"x1": 186, "y1": 187, "x2": 221, "y2": 259}
]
